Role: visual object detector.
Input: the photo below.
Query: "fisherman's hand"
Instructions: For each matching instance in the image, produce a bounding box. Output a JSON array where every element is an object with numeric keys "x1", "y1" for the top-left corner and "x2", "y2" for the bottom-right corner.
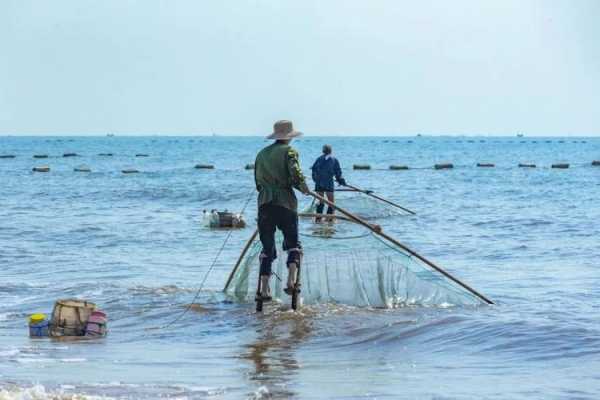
[
  {"x1": 338, "y1": 178, "x2": 347, "y2": 186},
  {"x1": 365, "y1": 190, "x2": 373, "y2": 195},
  {"x1": 299, "y1": 183, "x2": 310, "y2": 195}
]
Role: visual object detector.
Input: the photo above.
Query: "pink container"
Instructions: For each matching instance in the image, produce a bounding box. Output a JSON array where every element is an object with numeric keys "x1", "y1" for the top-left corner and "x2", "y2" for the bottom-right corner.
[{"x1": 85, "y1": 310, "x2": 107, "y2": 337}]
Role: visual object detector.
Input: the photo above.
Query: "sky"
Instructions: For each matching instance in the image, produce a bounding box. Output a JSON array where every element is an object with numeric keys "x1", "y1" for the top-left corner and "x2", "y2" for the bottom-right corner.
[{"x1": 1, "y1": 0, "x2": 599, "y2": 136}]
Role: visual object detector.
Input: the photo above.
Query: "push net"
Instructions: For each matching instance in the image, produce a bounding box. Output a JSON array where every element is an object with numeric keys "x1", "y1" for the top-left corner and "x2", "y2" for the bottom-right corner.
[
  {"x1": 224, "y1": 215, "x2": 486, "y2": 308},
  {"x1": 302, "y1": 190, "x2": 411, "y2": 220}
]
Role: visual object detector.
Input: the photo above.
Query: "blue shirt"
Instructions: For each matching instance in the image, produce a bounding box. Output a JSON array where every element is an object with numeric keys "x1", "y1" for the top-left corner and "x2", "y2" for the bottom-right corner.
[{"x1": 311, "y1": 154, "x2": 343, "y2": 192}]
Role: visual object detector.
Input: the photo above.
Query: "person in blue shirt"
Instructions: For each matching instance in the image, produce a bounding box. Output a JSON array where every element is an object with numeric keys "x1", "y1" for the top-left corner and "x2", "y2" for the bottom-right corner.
[{"x1": 311, "y1": 144, "x2": 346, "y2": 222}]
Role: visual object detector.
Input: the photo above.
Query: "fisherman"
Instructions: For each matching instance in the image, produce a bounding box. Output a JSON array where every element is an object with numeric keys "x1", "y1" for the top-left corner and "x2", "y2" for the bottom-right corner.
[
  {"x1": 254, "y1": 120, "x2": 310, "y2": 301},
  {"x1": 311, "y1": 144, "x2": 346, "y2": 222}
]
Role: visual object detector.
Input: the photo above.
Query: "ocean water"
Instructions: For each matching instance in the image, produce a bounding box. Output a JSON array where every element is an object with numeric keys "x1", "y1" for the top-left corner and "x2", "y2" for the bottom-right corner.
[{"x1": 1, "y1": 135, "x2": 600, "y2": 399}]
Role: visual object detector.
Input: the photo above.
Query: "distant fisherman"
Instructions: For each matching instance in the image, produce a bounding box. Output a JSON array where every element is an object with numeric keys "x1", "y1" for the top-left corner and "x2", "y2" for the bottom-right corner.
[
  {"x1": 311, "y1": 144, "x2": 346, "y2": 222},
  {"x1": 254, "y1": 120, "x2": 310, "y2": 301}
]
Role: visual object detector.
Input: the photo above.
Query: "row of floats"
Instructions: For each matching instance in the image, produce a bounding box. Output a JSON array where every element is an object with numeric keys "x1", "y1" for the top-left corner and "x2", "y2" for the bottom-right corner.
[{"x1": 25, "y1": 161, "x2": 600, "y2": 173}]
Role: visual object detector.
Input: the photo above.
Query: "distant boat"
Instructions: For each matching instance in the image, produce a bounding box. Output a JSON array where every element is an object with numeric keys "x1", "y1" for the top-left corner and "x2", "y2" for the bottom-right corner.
[
  {"x1": 107, "y1": 133, "x2": 115, "y2": 137},
  {"x1": 517, "y1": 133, "x2": 524, "y2": 137}
]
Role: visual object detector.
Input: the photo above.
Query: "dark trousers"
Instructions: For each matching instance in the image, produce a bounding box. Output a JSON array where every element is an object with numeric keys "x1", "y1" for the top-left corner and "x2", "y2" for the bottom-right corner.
[{"x1": 258, "y1": 204, "x2": 301, "y2": 276}]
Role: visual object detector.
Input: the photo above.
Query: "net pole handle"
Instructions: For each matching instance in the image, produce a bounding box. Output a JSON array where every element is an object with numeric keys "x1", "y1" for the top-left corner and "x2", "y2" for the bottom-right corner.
[
  {"x1": 343, "y1": 183, "x2": 416, "y2": 215},
  {"x1": 307, "y1": 191, "x2": 494, "y2": 305},
  {"x1": 223, "y1": 229, "x2": 259, "y2": 292}
]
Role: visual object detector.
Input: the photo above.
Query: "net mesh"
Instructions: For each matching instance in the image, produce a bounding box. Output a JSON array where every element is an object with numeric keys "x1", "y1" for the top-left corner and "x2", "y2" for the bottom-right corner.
[
  {"x1": 225, "y1": 217, "x2": 484, "y2": 308},
  {"x1": 302, "y1": 190, "x2": 410, "y2": 219}
]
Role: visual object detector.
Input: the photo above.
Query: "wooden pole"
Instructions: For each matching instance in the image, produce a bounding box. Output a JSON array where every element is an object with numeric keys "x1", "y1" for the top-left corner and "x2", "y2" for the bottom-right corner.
[
  {"x1": 308, "y1": 191, "x2": 494, "y2": 305},
  {"x1": 343, "y1": 184, "x2": 416, "y2": 215},
  {"x1": 223, "y1": 229, "x2": 258, "y2": 292}
]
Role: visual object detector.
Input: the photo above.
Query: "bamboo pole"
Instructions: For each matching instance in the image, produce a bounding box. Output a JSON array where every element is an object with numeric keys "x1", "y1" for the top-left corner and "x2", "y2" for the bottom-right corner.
[
  {"x1": 343, "y1": 184, "x2": 416, "y2": 215},
  {"x1": 308, "y1": 191, "x2": 494, "y2": 305},
  {"x1": 223, "y1": 229, "x2": 258, "y2": 292}
]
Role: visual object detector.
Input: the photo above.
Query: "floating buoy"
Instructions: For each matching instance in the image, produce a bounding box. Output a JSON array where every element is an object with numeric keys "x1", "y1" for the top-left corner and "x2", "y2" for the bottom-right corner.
[
  {"x1": 245, "y1": 163, "x2": 255, "y2": 170},
  {"x1": 353, "y1": 164, "x2": 371, "y2": 170},
  {"x1": 195, "y1": 164, "x2": 215, "y2": 169},
  {"x1": 32, "y1": 166, "x2": 50, "y2": 172},
  {"x1": 98, "y1": 153, "x2": 113, "y2": 156},
  {"x1": 477, "y1": 163, "x2": 495, "y2": 168},
  {"x1": 122, "y1": 168, "x2": 139, "y2": 174},
  {"x1": 135, "y1": 154, "x2": 149, "y2": 157},
  {"x1": 592, "y1": 161, "x2": 600, "y2": 166},
  {"x1": 518, "y1": 163, "x2": 536, "y2": 168},
  {"x1": 63, "y1": 153, "x2": 78, "y2": 157},
  {"x1": 74, "y1": 165, "x2": 91, "y2": 172},
  {"x1": 552, "y1": 163, "x2": 569, "y2": 169},
  {"x1": 389, "y1": 165, "x2": 409, "y2": 170},
  {"x1": 0, "y1": 155, "x2": 15, "y2": 159},
  {"x1": 434, "y1": 163, "x2": 453, "y2": 170},
  {"x1": 33, "y1": 155, "x2": 48, "y2": 159}
]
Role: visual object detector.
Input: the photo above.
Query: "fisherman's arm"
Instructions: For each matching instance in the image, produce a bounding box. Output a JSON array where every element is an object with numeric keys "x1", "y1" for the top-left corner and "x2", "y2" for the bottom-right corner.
[
  {"x1": 287, "y1": 148, "x2": 310, "y2": 194},
  {"x1": 334, "y1": 159, "x2": 346, "y2": 186}
]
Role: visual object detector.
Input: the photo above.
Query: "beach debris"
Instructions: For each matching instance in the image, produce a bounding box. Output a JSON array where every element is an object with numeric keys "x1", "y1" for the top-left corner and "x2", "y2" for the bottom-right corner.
[
  {"x1": 353, "y1": 164, "x2": 371, "y2": 170},
  {"x1": 98, "y1": 153, "x2": 113, "y2": 156},
  {"x1": 46, "y1": 299, "x2": 107, "y2": 338},
  {"x1": 122, "y1": 168, "x2": 139, "y2": 174},
  {"x1": 389, "y1": 165, "x2": 409, "y2": 170},
  {"x1": 552, "y1": 163, "x2": 569, "y2": 169},
  {"x1": 74, "y1": 165, "x2": 91, "y2": 172},
  {"x1": 592, "y1": 161, "x2": 600, "y2": 166},
  {"x1": 29, "y1": 313, "x2": 49, "y2": 337},
  {"x1": 32, "y1": 166, "x2": 50, "y2": 172},
  {"x1": 135, "y1": 153, "x2": 149, "y2": 157},
  {"x1": 477, "y1": 163, "x2": 495, "y2": 167},
  {"x1": 33, "y1": 154, "x2": 48, "y2": 159},
  {"x1": 519, "y1": 163, "x2": 536, "y2": 168},
  {"x1": 203, "y1": 210, "x2": 246, "y2": 229},
  {"x1": 245, "y1": 163, "x2": 255, "y2": 170},
  {"x1": 63, "y1": 153, "x2": 78, "y2": 157},
  {"x1": 0, "y1": 154, "x2": 16, "y2": 159},
  {"x1": 195, "y1": 164, "x2": 215, "y2": 169},
  {"x1": 434, "y1": 163, "x2": 454, "y2": 170}
]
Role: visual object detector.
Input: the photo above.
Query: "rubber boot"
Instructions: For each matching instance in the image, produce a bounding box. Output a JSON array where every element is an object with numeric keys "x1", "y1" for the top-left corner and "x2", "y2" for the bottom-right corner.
[
  {"x1": 260, "y1": 275, "x2": 272, "y2": 301},
  {"x1": 286, "y1": 263, "x2": 297, "y2": 295}
]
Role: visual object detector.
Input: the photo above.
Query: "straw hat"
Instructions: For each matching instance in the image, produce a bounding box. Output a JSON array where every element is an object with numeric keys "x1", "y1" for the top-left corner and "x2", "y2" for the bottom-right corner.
[{"x1": 267, "y1": 120, "x2": 303, "y2": 140}]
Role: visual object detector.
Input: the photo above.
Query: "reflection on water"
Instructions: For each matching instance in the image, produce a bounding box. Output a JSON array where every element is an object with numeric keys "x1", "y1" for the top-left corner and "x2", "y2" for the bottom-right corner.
[{"x1": 240, "y1": 308, "x2": 313, "y2": 399}]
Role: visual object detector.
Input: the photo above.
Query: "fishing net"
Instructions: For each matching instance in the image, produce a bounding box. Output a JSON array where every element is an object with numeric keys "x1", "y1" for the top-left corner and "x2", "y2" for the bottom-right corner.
[
  {"x1": 224, "y1": 217, "x2": 485, "y2": 308},
  {"x1": 301, "y1": 190, "x2": 411, "y2": 220}
]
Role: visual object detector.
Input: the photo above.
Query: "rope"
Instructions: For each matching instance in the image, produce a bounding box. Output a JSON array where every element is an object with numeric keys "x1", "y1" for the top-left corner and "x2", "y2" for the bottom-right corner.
[{"x1": 148, "y1": 189, "x2": 255, "y2": 331}]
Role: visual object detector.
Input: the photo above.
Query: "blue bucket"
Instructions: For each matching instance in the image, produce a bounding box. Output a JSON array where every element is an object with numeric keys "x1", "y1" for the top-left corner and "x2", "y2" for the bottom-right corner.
[{"x1": 29, "y1": 320, "x2": 49, "y2": 337}]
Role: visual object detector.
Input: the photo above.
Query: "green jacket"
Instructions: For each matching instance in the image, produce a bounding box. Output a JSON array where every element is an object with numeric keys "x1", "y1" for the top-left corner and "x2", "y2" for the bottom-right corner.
[{"x1": 254, "y1": 142, "x2": 308, "y2": 212}]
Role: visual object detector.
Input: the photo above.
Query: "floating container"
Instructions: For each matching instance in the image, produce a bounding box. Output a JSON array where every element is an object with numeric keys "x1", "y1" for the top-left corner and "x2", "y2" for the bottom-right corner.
[
  {"x1": 477, "y1": 163, "x2": 495, "y2": 168},
  {"x1": 74, "y1": 165, "x2": 91, "y2": 172},
  {"x1": 195, "y1": 164, "x2": 215, "y2": 169},
  {"x1": 85, "y1": 310, "x2": 108, "y2": 337},
  {"x1": 0, "y1": 155, "x2": 16, "y2": 159},
  {"x1": 135, "y1": 154, "x2": 149, "y2": 157},
  {"x1": 518, "y1": 163, "x2": 536, "y2": 168},
  {"x1": 49, "y1": 299, "x2": 96, "y2": 337},
  {"x1": 552, "y1": 163, "x2": 569, "y2": 169},
  {"x1": 122, "y1": 168, "x2": 139, "y2": 174},
  {"x1": 353, "y1": 164, "x2": 371, "y2": 170},
  {"x1": 389, "y1": 165, "x2": 409, "y2": 170},
  {"x1": 203, "y1": 210, "x2": 246, "y2": 229},
  {"x1": 32, "y1": 166, "x2": 50, "y2": 172},
  {"x1": 29, "y1": 313, "x2": 49, "y2": 337},
  {"x1": 245, "y1": 164, "x2": 255, "y2": 170},
  {"x1": 33, "y1": 155, "x2": 48, "y2": 159},
  {"x1": 98, "y1": 153, "x2": 113, "y2": 156},
  {"x1": 592, "y1": 161, "x2": 600, "y2": 166},
  {"x1": 63, "y1": 153, "x2": 78, "y2": 157},
  {"x1": 434, "y1": 163, "x2": 453, "y2": 170}
]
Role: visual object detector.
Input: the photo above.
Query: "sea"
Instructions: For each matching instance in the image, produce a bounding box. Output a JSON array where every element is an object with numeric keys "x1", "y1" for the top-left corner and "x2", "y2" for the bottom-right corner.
[{"x1": 1, "y1": 135, "x2": 599, "y2": 399}]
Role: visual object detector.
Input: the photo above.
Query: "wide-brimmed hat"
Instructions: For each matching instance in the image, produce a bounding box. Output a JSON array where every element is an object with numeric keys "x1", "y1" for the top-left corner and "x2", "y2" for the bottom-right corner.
[{"x1": 267, "y1": 120, "x2": 303, "y2": 140}]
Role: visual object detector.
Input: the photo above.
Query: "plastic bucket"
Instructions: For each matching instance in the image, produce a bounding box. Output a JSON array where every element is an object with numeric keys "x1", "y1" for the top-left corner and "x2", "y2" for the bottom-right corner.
[
  {"x1": 85, "y1": 310, "x2": 107, "y2": 337},
  {"x1": 29, "y1": 314, "x2": 49, "y2": 337}
]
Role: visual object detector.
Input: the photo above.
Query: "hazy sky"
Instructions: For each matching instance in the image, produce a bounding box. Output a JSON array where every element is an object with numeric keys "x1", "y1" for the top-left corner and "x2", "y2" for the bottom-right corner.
[{"x1": 1, "y1": 0, "x2": 599, "y2": 136}]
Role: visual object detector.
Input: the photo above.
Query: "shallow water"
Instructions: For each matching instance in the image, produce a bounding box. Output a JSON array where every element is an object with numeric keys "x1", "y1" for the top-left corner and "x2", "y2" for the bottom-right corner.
[{"x1": 1, "y1": 136, "x2": 600, "y2": 399}]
